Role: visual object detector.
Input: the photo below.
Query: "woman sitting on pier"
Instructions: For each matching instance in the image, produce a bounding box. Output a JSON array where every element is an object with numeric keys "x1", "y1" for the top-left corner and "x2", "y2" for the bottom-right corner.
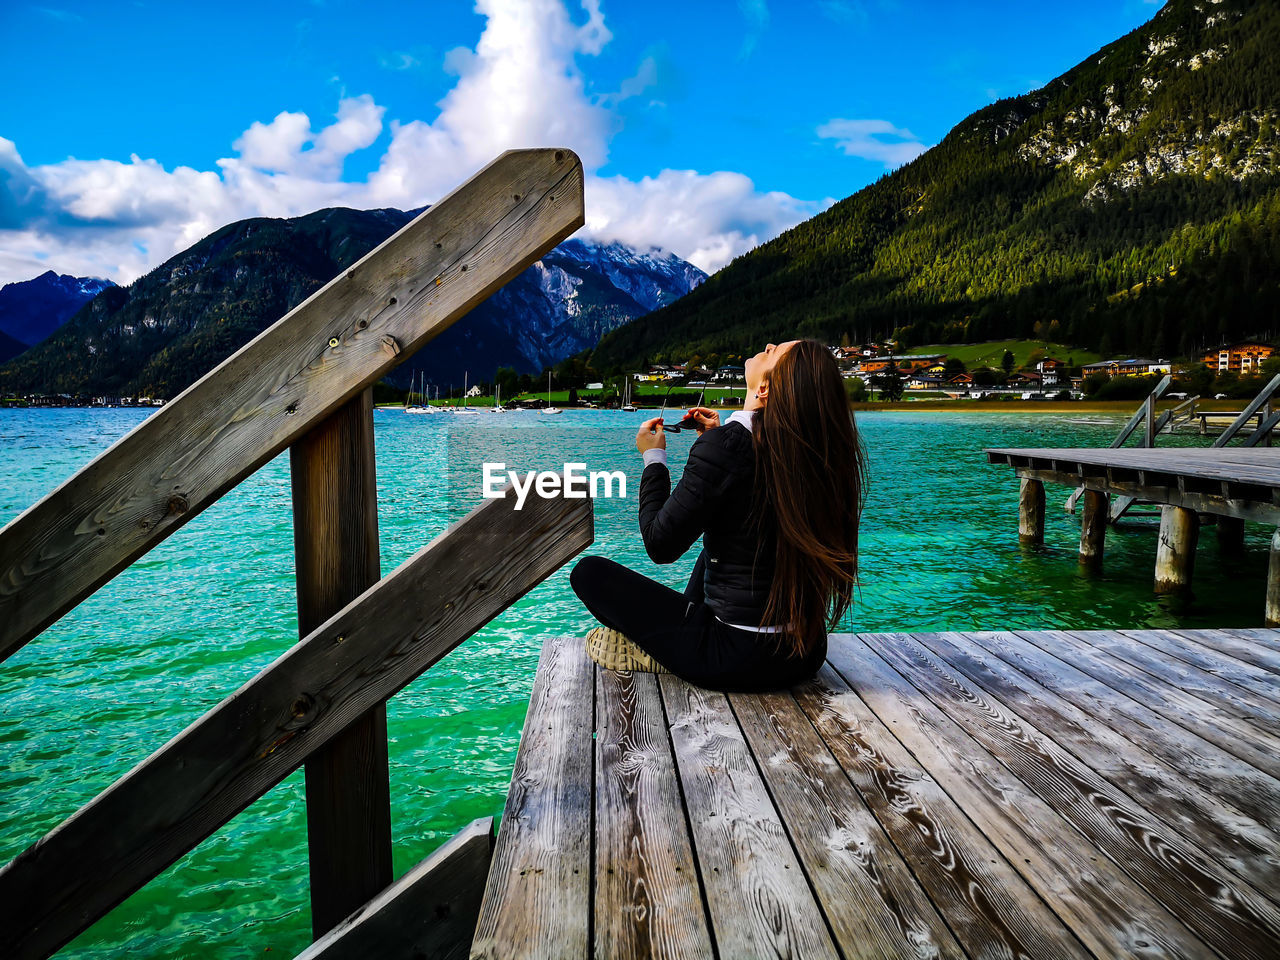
[{"x1": 570, "y1": 339, "x2": 864, "y2": 692}]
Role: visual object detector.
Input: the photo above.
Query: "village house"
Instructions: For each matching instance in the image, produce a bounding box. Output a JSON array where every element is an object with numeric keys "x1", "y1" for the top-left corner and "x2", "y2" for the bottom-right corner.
[
  {"x1": 1081, "y1": 358, "x2": 1172, "y2": 378},
  {"x1": 713, "y1": 364, "x2": 746, "y2": 382},
  {"x1": 1203, "y1": 341, "x2": 1274, "y2": 373},
  {"x1": 859, "y1": 354, "x2": 946, "y2": 375},
  {"x1": 1036, "y1": 358, "x2": 1064, "y2": 385},
  {"x1": 906, "y1": 374, "x2": 944, "y2": 390}
]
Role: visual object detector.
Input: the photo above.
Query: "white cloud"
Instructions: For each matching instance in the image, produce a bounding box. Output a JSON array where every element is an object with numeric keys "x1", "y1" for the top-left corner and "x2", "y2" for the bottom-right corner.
[
  {"x1": 817, "y1": 117, "x2": 929, "y2": 168},
  {"x1": 586, "y1": 170, "x2": 819, "y2": 272},
  {"x1": 0, "y1": 0, "x2": 816, "y2": 284}
]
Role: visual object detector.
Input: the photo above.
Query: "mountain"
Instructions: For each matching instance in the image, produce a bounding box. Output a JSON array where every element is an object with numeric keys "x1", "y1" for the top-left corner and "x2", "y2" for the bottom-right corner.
[
  {"x1": 0, "y1": 271, "x2": 115, "y2": 353},
  {"x1": 0, "y1": 329, "x2": 26, "y2": 365},
  {"x1": 0, "y1": 210, "x2": 704, "y2": 398},
  {"x1": 590, "y1": 0, "x2": 1280, "y2": 369}
]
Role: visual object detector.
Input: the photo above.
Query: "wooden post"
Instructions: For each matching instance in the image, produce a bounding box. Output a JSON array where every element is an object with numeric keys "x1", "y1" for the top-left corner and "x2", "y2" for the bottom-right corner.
[
  {"x1": 291, "y1": 387, "x2": 392, "y2": 937},
  {"x1": 1216, "y1": 516, "x2": 1246, "y2": 557},
  {"x1": 1154, "y1": 505, "x2": 1199, "y2": 595},
  {"x1": 1267, "y1": 529, "x2": 1280, "y2": 627},
  {"x1": 1144, "y1": 392, "x2": 1155, "y2": 447},
  {"x1": 1018, "y1": 478, "x2": 1045, "y2": 546},
  {"x1": 1078, "y1": 489, "x2": 1107, "y2": 571}
]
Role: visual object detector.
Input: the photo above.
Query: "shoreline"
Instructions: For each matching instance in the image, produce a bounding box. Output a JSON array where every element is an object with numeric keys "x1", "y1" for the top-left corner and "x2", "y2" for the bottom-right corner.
[{"x1": 2, "y1": 400, "x2": 1249, "y2": 416}]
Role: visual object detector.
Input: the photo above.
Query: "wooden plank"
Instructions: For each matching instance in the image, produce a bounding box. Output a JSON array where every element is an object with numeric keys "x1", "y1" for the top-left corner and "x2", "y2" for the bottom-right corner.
[
  {"x1": 593, "y1": 668, "x2": 714, "y2": 960},
  {"x1": 985, "y1": 448, "x2": 1280, "y2": 486},
  {"x1": 0, "y1": 489, "x2": 593, "y2": 960},
  {"x1": 1170, "y1": 629, "x2": 1280, "y2": 676},
  {"x1": 1209, "y1": 627, "x2": 1280, "y2": 657},
  {"x1": 295, "y1": 817, "x2": 494, "y2": 960},
  {"x1": 792, "y1": 658, "x2": 1091, "y2": 960},
  {"x1": 827, "y1": 634, "x2": 1217, "y2": 959},
  {"x1": 861, "y1": 631, "x2": 1280, "y2": 960},
  {"x1": 908, "y1": 631, "x2": 1280, "y2": 901},
  {"x1": 0, "y1": 147, "x2": 586, "y2": 662},
  {"x1": 1108, "y1": 630, "x2": 1280, "y2": 722},
  {"x1": 290, "y1": 388, "x2": 392, "y2": 936},
  {"x1": 471, "y1": 635, "x2": 594, "y2": 960},
  {"x1": 963, "y1": 630, "x2": 1280, "y2": 834},
  {"x1": 1025, "y1": 629, "x2": 1280, "y2": 780},
  {"x1": 658, "y1": 675, "x2": 839, "y2": 960},
  {"x1": 729, "y1": 688, "x2": 970, "y2": 959}
]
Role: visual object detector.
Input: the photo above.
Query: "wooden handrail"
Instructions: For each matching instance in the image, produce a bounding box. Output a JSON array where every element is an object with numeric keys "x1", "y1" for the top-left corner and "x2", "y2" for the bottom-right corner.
[
  {"x1": 0, "y1": 488, "x2": 593, "y2": 960},
  {"x1": 1109, "y1": 374, "x2": 1172, "y2": 448},
  {"x1": 1213, "y1": 374, "x2": 1280, "y2": 447},
  {"x1": 1066, "y1": 374, "x2": 1172, "y2": 512},
  {"x1": 0, "y1": 148, "x2": 584, "y2": 662}
]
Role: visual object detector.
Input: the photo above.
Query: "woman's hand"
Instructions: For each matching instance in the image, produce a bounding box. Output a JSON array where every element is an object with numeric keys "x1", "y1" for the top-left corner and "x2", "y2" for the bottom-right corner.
[
  {"x1": 686, "y1": 407, "x2": 720, "y2": 435},
  {"x1": 636, "y1": 416, "x2": 667, "y2": 453}
]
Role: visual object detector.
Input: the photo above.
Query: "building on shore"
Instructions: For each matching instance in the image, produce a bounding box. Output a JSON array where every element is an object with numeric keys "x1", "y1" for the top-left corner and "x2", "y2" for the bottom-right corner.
[
  {"x1": 1202, "y1": 341, "x2": 1274, "y2": 373},
  {"x1": 1081, "y1": 358, "x2": 1172, "y2": 378}
]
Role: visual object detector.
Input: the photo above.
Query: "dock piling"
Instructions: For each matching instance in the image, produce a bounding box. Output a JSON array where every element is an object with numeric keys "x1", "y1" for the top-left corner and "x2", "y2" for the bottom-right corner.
[
  {"x1": 1267, "y1": 530, "x2": 1280, "y2": 627},
  {"x1": 1078, "y1": 490, "x2": 1108, "y2": 571},
  {"x1": 1019, "y1": 478, "x2": 1045, "y2": 546},
  {"x1": 1155, "y1": 505, "x2": 1199, "y2": 595}
]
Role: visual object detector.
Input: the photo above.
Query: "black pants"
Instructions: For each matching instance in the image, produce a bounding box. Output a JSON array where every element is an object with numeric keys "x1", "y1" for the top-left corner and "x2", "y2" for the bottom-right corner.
[{"x1": 569, "y1": 552, "x2": 826, "y2": 693}]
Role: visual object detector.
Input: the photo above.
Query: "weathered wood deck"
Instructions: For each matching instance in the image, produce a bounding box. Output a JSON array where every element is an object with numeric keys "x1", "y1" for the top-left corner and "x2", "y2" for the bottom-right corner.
[{"x1": 471, "y1": 630, "x2": 1280, "y2": 959}]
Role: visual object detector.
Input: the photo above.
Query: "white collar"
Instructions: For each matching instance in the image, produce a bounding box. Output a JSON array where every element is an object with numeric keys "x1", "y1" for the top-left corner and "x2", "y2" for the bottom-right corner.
[{"x1": 725, "y1": 409, "x2": 756, "y2": 433}]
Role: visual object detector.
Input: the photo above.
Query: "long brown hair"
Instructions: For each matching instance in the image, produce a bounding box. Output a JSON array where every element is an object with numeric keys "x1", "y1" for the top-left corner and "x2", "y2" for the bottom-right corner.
[{"x1": 752, "y1": 339, "x2": 864, "y2": 657}]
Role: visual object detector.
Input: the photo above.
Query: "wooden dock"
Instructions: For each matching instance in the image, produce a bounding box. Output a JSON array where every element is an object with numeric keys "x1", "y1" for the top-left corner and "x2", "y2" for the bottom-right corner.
[
  {"x1": 987, "y1": 447, "x2": 1280, "y2": 619},
  {"x1": 470, "y1": 630, "x2": 1280, "y2": 959}
]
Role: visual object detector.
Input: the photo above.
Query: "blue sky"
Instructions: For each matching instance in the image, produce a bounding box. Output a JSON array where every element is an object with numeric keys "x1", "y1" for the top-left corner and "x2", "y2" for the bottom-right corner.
[{"x1": 0, "y1": 0, "x2": 1162, "y2": 284}]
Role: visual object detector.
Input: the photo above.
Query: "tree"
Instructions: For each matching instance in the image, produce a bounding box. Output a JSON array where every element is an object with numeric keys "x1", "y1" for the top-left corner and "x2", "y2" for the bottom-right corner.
[
  {"x1": 872, "y1": 365, "x2": 904, "y2": 401},
  {"x1": 495, "y1": 366, "x2": 519, "y2": 400},
  {"x1": 1082, "y1": 371, "x2": 1111, "y2": 396},
  {"x1": 944, "y1": 357, "x2": 967, "y2": 374},
  {"x1": 1001, "y1": 349, "x2": 1016, "y2": 373}
]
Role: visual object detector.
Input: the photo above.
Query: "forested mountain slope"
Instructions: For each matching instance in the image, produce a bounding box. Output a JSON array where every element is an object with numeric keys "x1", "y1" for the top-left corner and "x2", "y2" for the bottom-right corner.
[{"x1": 591, "y1": 0, "x2": 1279, "y2": 369}]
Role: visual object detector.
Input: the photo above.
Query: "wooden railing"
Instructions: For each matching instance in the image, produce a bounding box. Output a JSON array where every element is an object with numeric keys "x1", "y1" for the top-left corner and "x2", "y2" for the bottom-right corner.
[
  {"x1": 1212, "y1": 373, "x2": 1280, "y2": 447},
  {"x1": 0, "y1": 148, "x2": 591, "y2": 959},
  {"x1": 1065, "y1": 375, "x2": 1172, "y2": 514}
]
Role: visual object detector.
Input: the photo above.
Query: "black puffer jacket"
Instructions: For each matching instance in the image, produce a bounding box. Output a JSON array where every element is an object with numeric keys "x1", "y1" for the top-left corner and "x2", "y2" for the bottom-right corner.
[{"x1": 638, "y1": 420, "x2": 777, "y2": 626}]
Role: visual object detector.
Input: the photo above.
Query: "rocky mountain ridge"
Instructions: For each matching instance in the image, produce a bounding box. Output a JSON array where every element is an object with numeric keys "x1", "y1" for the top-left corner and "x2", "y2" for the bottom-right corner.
[
  {"x1": 0, "y1": 271, "x2": 116, "y2": 362},
  {"x1": 0, "y1": 209, "x2": 704, "y2": 397}
]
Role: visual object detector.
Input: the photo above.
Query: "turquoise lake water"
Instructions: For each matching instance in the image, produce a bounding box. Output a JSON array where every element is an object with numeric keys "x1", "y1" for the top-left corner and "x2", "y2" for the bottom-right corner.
[{"x1": 2, "y1": 407, "x2": 1273, "y2": 958}]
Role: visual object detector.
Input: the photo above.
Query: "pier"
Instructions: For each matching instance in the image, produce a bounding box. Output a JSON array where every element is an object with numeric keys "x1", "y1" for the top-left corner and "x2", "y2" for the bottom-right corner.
[
  {"x1": 987, "y1": 447, "x2": 1280, "y2": 621},
  {"x1": 471, "y1": 630, "x2": 1280, "y2": 959}
]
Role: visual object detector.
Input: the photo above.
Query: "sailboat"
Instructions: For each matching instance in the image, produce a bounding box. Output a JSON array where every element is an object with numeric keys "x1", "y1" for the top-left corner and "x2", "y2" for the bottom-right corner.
[
  {"x1": 404, "y1": 371, "x2": 436, "y2": 414},
  {"x1": 489, "y1": 382, "x2": 506, "y2": 412},
  {"x1": 620, "y1": 374, "x2": 636, "y2": 412},
  {"x1": 541, "y1": 371, "x2": 563, "y2": 415},
  {"x1": 454, "y1": 371, "x2": 479, "y2": 413}
]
